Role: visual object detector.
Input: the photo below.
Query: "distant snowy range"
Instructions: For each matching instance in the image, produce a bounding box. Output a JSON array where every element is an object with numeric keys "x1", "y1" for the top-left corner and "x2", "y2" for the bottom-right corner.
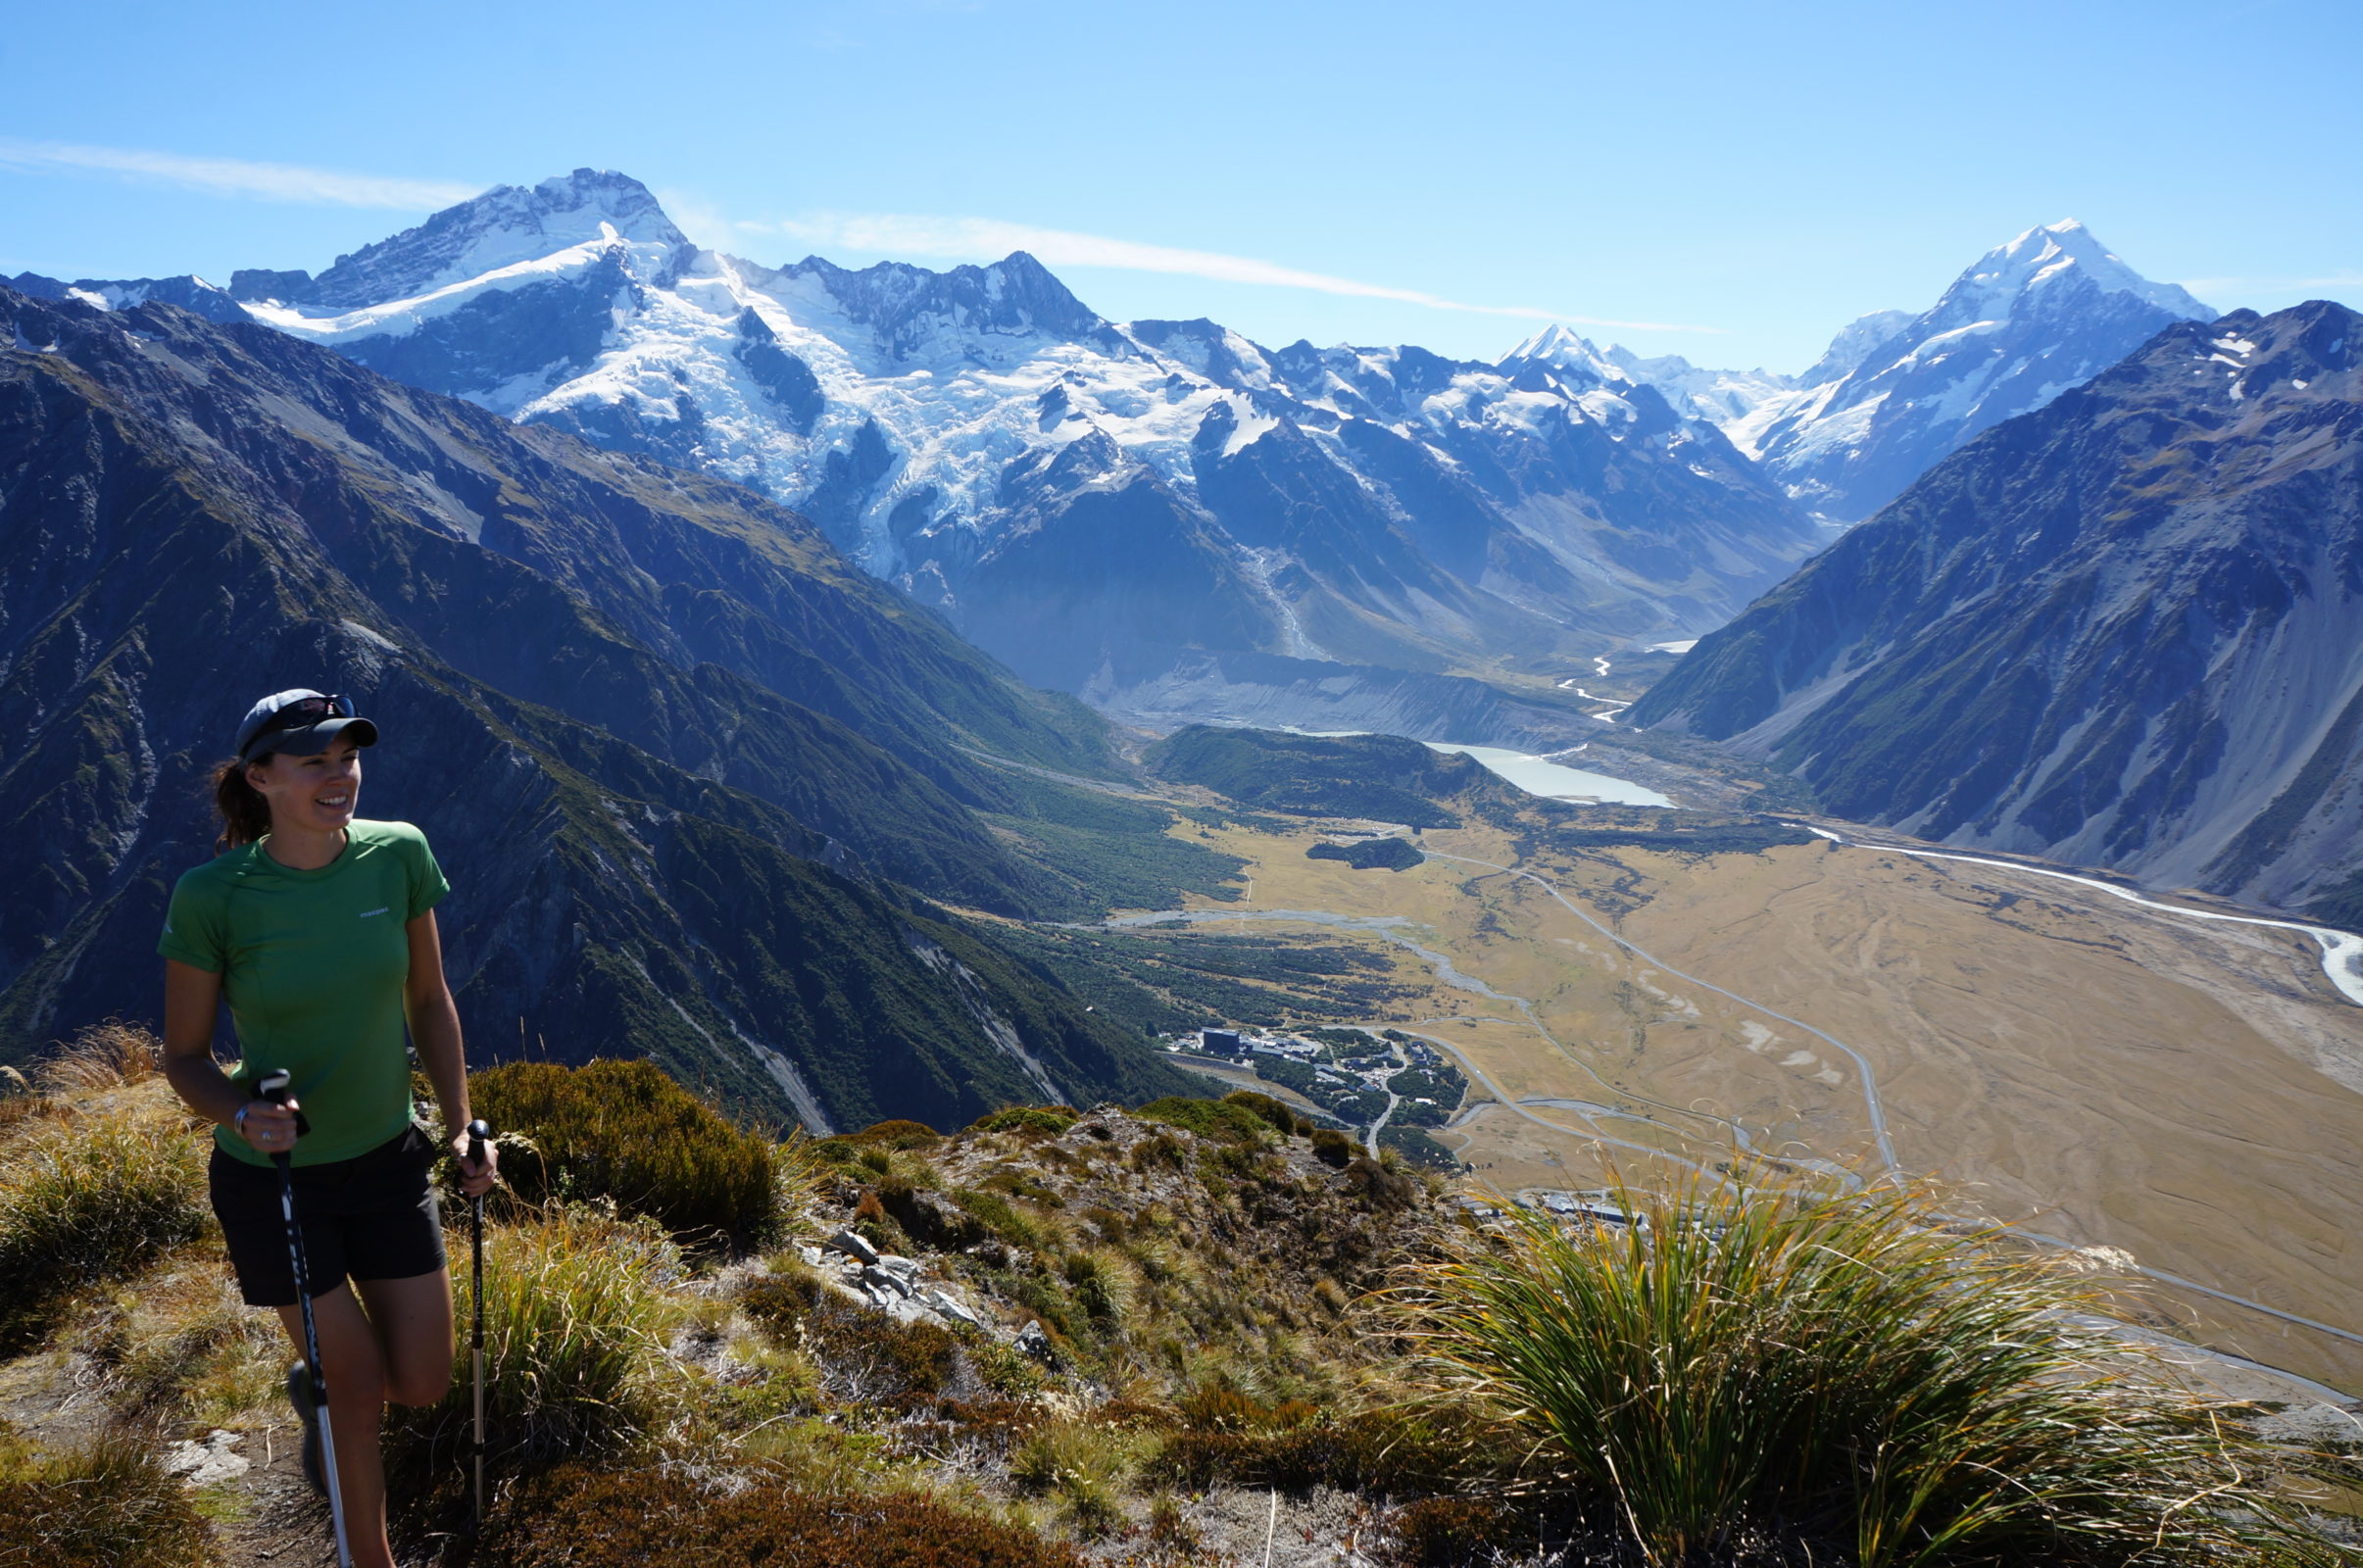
[{"x1": 8, "y1": 173, "x2": 2213, "y2": 749}]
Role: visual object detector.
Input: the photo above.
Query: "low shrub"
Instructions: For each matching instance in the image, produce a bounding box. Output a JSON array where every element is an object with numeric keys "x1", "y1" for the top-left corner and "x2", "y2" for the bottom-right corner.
[
  {"x1": 1385, "y1": 1497, "x2": 1532, "y2": 1567},
  {"x1": 481, "y1": 1462, "x2": 1085, "y2": 1567},
  {"x1": 1340, "y1": 1153, "x2": 1420, "y2": 1211},
  {"x1": 1309, "y1": 1127, "x2": 1354, "y2": 1168},
  {"x1": 850, "y1": 1118, "x2": 946, "y2": 1150},
  {"x1": 470, "y1": 1059, "x2": 781, "y2": 1251},
  {"x1": 876, "y1": 1178, "x2": 989, "y2": 1250},
  {"x1": 0, "y1": 1426, "x2": 213, "y2": 1567},
  {"x1": 740, "y1": 1267, "x2": 964, "y2": 1398},
  {"x1": 968, "y1": 1105, "x2": 1080, "y2": 1138},
  {"x1": 1135, "y1": 1096, "x2": 1273, "y2": 1146},
  {"x1": 815, "y1": 1312, "x2": 963, "y2": 1399},
  {"x1": 1407, "y1": 1171, "x2": 2341, "y2": 1567},
  {"x1": 388, "y1": 1202, "x2": 681, "y2": 1493},
  {"x1": 1221, "y1": 1089, "x2": 1305, "y2": 1137},
  {"x1": 0, "y1": 1109, "x2": 206, "y2": 1353},
  {"x1": 1152, "y1": 1413, "x2": 1447, "y2": 1495},
  {"x1": 949, "y1": 1187, "x2": 1043, "y2": 1250},
  {"x1": 1175, "y1": 1384, "x2": 1315, "y2": 1434},
  {"x1": 978, "y1": 1167, "x2": 1065, "y2": 1207}
]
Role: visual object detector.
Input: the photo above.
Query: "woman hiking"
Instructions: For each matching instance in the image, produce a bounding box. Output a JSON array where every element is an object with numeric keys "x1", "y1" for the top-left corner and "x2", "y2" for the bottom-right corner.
[{"x1": 159, "y1": 689, "x2": 496, "y2": 1568}]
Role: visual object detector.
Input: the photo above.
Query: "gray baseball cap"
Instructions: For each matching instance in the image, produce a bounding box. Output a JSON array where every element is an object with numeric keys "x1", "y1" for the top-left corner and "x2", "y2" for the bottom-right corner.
[{"x1": 234, "y1": 689, "x2": 378, "y2": 764}]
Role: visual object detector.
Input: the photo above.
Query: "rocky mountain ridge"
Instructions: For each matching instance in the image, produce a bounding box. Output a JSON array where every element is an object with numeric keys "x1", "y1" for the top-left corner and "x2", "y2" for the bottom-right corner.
[
  {"x1": 27, "y1": 169, "x2": 1824, "y2": 746},
  {"x1": 1630, "y1": 300, "x2": 2363, "y2": 923},
  {"x1": 0, "y1": 280, "x2": 1217, "y2": 1127}
]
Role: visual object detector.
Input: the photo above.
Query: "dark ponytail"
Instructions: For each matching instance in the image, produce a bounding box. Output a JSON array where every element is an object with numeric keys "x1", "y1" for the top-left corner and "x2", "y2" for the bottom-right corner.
[{"x1": 210, "y1": 759, "x2": 271, "y2": 853}]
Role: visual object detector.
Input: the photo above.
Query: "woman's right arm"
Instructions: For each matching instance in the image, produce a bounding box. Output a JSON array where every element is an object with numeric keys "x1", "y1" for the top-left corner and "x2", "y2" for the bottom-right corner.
[{"x1": 162, "y1": 960, "x2": 295, "y2": 1147}]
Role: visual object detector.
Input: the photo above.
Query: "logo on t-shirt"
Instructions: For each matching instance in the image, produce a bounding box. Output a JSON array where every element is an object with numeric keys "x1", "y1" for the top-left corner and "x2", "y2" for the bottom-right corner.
[{"x1": 359, "y1": 906, "x2": 391, "y2": 919}]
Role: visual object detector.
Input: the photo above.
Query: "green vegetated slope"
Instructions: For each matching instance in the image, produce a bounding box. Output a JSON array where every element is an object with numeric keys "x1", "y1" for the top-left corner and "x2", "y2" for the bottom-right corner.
[
  {"x1": 1143, "y1": 724, "x2": 1495, "y2": 826},
  {"x1": 0, "y1": 285, "x2": 1218, "y2": 1129},
  {"x1": 1307, "y1": 837, "x2": 1426, "y2": 870}
]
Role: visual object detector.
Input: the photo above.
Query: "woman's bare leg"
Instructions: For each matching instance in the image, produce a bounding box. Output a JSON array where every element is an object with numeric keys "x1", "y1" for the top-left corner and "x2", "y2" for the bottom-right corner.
[
  {"x1": 273, "y1": 1269, "x2": 453, "y2": 1568},
  {"x1": 354, "y1": 1268, "x2": 456, "y2": 1408},
  {"x1": 276, "y1": 1285, "x2": 396, "y2": 1568}
]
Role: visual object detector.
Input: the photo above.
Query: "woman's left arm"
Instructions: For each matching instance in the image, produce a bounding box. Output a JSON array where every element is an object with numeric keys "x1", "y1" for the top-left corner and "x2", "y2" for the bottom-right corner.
[{"x1": 406, "y1": 910, "x2": 496, "y2": 1197}]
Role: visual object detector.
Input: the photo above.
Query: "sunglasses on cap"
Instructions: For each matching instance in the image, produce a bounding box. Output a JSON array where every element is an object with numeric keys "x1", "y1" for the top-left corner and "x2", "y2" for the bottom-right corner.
[
  {"x1": 237, "y1": 691, "x2": 372, "y2": 764},
  {"x1": 267, "y1": 693, "x2": 354, "y2": 726}
]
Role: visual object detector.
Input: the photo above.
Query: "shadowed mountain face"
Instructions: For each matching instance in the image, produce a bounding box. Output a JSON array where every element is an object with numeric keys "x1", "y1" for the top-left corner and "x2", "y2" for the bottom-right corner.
[
  {"x1": 1631, "y1": 302, "x2": 2363, "y2": 923},
  {"x1": 0, "y1": 283, "x2": 1209, "y2": 1129},
  {"x1": 46, "y1": 170, "x2": 1822, "y2": 745}
]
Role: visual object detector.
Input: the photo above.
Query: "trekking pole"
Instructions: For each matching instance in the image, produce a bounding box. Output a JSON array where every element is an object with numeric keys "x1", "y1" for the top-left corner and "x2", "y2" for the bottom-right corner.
[
  {"x1": 467, "y1": 1117, "x2": 492, "y2": 1524},
  {"x1": 257, "y1": 1069, "x2": 353, "y2": 1568}
]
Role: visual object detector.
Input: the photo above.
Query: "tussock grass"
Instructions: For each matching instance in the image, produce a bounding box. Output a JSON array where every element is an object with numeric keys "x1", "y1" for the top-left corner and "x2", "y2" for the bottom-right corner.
[
  {"x1": 390, "y1": 1200, "x2": 683, "y2": 1491},
  {"x1": 1009, "y1": 1420, "x2": 1134, "y2": 1536},
  {"x1": 471, "y1": 1059, "x2": 785, "y2": 1251},
  {"x1": 0, "y1": 1424, "x2": 214, "y2": 1567},
  {"x1": 88, "y1": 1251, "x2": 285, "y2": 1428},
  {"x1": 33, "y1": 1021, "x2": 162, "y2": 1094},
  {"x1": 0, "y1": 1108, "x2": 207, "y2": 1353},
  {"x1": 1405, "y1": 1170, "x2": 2341, "y2": 1567}
]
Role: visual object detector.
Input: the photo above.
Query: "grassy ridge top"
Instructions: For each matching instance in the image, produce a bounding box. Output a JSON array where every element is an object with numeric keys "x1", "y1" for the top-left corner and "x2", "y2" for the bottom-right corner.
[{"x1": 1, "y1": 1041, "x2": 2355, "y2": 1566}]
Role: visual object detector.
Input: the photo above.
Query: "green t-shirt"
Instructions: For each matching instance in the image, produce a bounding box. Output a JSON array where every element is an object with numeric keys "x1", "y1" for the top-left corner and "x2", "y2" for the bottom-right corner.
[{"x1": 158, "y1": 819, "x2": 450, "y2": 1167}]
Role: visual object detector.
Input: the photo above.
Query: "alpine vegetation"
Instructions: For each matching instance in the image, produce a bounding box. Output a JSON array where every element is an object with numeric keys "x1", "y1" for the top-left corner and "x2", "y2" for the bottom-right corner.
[
  {"x1": 468, "y1": 1059, "x2": 790, "y2": 1252},
  {"x1": 0, "y1": 1041, "x2": 207, "y2": 1353},
  {"x1": 1404, "y1": 1170, "x2": 2347, "y2": 1567}
]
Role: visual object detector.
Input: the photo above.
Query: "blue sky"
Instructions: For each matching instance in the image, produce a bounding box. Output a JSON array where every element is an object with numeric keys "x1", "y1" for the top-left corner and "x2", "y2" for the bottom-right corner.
[{"x1": 2, "y1": 0, "x2": 2355, "y2": 372}]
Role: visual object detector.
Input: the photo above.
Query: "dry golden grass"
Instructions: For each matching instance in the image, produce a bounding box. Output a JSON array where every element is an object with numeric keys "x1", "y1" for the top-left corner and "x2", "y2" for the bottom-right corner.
[{"x1": 33, "y1": 1021, "x2": 163, "y2": 1094}]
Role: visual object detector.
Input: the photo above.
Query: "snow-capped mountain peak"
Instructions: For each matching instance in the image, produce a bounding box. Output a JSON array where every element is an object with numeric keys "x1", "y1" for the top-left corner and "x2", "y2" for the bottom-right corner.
[
  {"x1": 1610, "y1": 220, "x2": 2215, "y2": 520},
  {"x1": 1499, "y1": 321, "x2": 1620, "y2": 383},
  {"x1": 1938, "y1": 219, "x2": 2206, "y2": 329},
  {"x1": 231, "y1": 168, "x2": 689, "y2": 311},
  {"x1": 14, "y1": 169, "x2": 1822, "y2": 742},
  {"x1": 769, "y1": 248, "x2": 1117, "y2": 362}
]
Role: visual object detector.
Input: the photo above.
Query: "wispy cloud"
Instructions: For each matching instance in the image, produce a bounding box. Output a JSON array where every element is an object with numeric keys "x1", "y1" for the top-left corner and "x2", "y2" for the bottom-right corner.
[
  {"x1": 748, "y1": 211, "x2": 1717, "y2": 333},
  {"x1": 0, "y1": 139, "x2": 481, "y2": 210}
]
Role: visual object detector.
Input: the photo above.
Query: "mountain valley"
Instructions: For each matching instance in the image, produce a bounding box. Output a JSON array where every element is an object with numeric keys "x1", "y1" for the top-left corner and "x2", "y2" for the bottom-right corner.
[
  {"x1": 1114, "y1": 743, "x2": 2363, "y2": 1392},
  {"x1": 3, "y1": 167, "x2": 2358, "y2": 1406},
  {"x1": 1633, "y1": 301, "x2": 2363, "y2": 925}
]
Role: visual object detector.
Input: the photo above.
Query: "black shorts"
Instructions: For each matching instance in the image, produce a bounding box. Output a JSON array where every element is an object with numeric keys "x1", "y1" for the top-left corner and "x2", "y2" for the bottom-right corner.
[{"x1": 210, "y1": 1125, "x2": 448, "y2": 1307}]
